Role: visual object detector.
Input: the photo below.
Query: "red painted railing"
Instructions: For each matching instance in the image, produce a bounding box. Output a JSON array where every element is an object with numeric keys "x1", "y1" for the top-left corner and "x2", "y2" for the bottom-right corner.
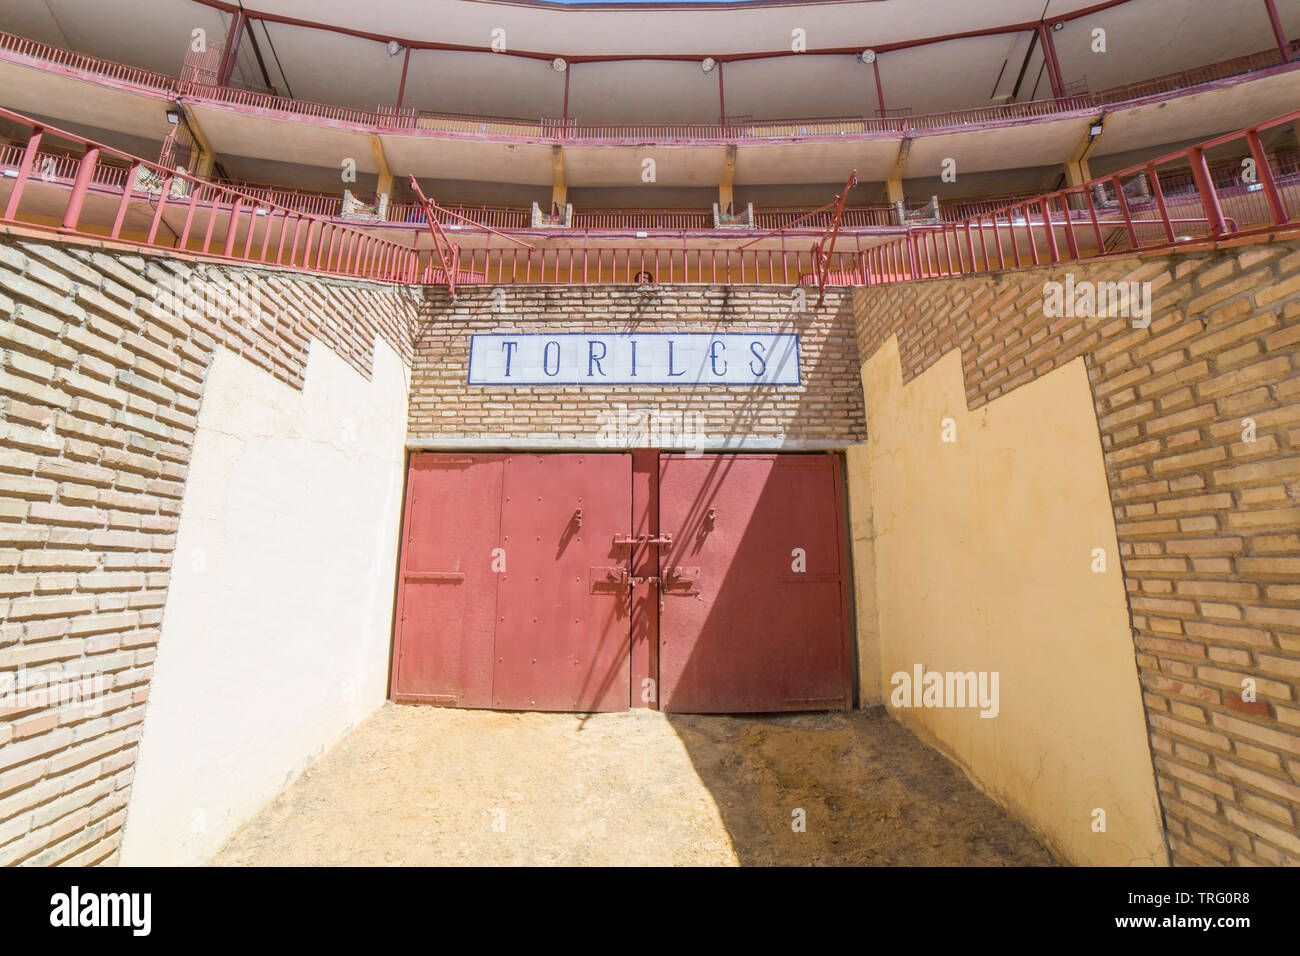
[
  {"x1": 0, "y1": 29, "x2": 176, "y2": 93},
  {"x1": 3, "y1": 26, "x2": 1297, "y2": 145},
  {"x1": 1090, "y1": 42, "x2": 1300, "y2": 106},
  {"x1": 572, "y1": 208, "x2": 715, "y2": 230},
  {"x1": 0, "y1": 107, "x2": 420, "y2": 283},
  {"x1": 0, "y1": 142, "x2": 134, "y2": 190},
  {"x1": 0, "y1": 106, "x2": 868, "y2": 287},
  {"x1": 863, "y1": 110, "x2": 1300, "y2": 285},
  {"x1": 389, "y1": 202, "x2": 531, "y2": 230},
  {"x1": 429, "y1": 244, "x2": 867, "y2": 287},
  {"x1": 209, "y1": 177, "x2": 344, "y2": 218},
  {"x1": 170, "y1": 45, "x2": 1298, "y2": 141},
  {"x1": 939, "y1": 193, "x2": 1043, "y2": 222}
]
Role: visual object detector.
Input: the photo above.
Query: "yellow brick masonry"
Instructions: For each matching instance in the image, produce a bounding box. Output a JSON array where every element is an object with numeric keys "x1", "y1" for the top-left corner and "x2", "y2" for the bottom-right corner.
[
  {"x1": 853, "y1": 236, "x2": 1300, "y2": 866},
  {"x1": 0, "y1": 236, "x2": 417, "y2": 866}
]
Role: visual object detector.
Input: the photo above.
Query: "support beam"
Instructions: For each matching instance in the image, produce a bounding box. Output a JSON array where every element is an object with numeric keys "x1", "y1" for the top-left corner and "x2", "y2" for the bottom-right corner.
[
  {"x1": 562, "y1": 67, "x2": 570, "y2": 127},
  {"x1": 1038, "y1": 22, "x2": 1065, "y2": 97},
  {"x1": 885, "y1": 138, "x2": 911, "y2": 219},
  {"x1": 177, "y1": 103, "x2": 217, "y2": 179},
  {"x1": 395, "y1": 47, "x2": 411, "y2": 110},
  {"x1": 369, "y1": 134, "x2": 393, "y2": 199},
  {"x1": 217, "y1": 11, "x2": 245, "y2": 86},
  {"x1": 719, "y1": 145, "x2": 737, "y2": 216},
  {"x1": 872, "y1": 58, "x2": 886, "y2": 115},
  {"x1": 1264, "y1": 0, "x2": 1289, "y2": 60},
  {"x1": 1065, "y1": 114, "x2": 1106, "y2": 188},
  {"x1": 550, "y1": 145, "x2": 566, "y2": 216},
  {"x1": 243, "y1": 16, "x2": 274, "y2": 91},
  {"x1": 718, "y1": 61, "x2": 726, "y2": 125}
]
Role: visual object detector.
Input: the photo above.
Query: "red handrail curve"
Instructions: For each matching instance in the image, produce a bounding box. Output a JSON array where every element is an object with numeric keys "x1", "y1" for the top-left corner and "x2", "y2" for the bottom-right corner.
[
  {"x1": 2, "y1": 104, "x2": 1298, "y2": 292},
  {"x1": 863, "y1": 110, "x2": 1300, "y2": 285},
  {"x1": 0, "y1": 106, "x2": 419, "y2": 283}
]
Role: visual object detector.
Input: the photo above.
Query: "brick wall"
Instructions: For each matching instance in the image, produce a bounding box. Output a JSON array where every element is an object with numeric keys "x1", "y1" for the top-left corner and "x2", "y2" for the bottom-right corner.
[
  {"x1": 853, "y1": 236, "x2": 1300, "y2": 865},
  {"x1": 410, "y1": 286, "x2": 867, "y2": 448},
  {"x1": 0, "y1": 234, "x2": 416, "y2": 865}
]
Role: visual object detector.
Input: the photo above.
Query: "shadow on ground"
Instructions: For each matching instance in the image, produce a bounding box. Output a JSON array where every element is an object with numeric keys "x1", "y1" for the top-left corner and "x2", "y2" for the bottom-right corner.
[{"x1": 666, "y1": 707, "x2": 1056, "y2": 866}]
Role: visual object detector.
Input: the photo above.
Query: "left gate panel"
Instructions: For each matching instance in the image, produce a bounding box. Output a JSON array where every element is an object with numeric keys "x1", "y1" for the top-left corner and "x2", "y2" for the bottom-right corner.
[{"x1": 391, "y1": 454, "x2": 505, "y2": 707}]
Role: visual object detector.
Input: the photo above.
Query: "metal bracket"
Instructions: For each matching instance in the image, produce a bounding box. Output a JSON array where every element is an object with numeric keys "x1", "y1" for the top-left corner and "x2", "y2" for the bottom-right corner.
[
  {"x1": 590, "y1": 566, "x2": 628, "y2": 592},
  {"x1": 612, "y1": 533, "x2": 674, "y2": 547},
  {"x1": 662, "y1": 566, "x2": 702, "y2": 595}
]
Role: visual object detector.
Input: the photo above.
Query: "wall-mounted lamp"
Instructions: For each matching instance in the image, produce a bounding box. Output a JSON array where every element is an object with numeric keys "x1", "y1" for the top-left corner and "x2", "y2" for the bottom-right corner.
[
  {"x1": 165, "y1": 109, "x2": 180, "y2": 125},
  {"x1": 701, "y1": 57, "x2": 717, "y2": 73},
  {"x1": 859, "y1": 49, "x2": 876, "y2": 64},
  {"x1": 551, "y1": 57, "x2": 567, "y2": 72},
  {"x1": 1051, "y1": 21, "x2": 1064, "y2": 32},
  {"x1": 386, "y1": 40, "x2": 404, "y2": 57}
]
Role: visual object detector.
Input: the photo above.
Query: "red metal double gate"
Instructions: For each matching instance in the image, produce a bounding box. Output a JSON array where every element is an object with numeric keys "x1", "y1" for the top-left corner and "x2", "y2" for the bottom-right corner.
[{"x1": 390, "y1": 452, "x2": 852, "y2": 713}]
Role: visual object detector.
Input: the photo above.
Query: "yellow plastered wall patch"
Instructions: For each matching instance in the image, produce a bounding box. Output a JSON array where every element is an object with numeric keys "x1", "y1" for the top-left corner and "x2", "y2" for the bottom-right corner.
[{"x1": 855, "y1": 335, "x2": 1168, "y2": 866}]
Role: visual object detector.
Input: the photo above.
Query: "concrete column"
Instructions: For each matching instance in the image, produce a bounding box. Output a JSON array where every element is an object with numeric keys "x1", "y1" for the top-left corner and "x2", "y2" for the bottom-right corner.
[
  {"x1": 369, "y1": 134, "x2": 394, "y2": 201},
  {"x1": 550, "y1": 146, "x2": 567, "y2": 217},
  {"x1": 719, "y1": 145, "x2": 737, "y2": 216},
  {"x1": 886, "y1": 139, "x2": 910, "y2": 223}
]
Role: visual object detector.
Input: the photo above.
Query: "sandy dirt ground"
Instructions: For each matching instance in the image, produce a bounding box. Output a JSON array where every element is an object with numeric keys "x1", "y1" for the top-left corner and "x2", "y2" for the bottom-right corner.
[{"x1": 212, "y1": 703, "x2": 1056, "y2": 866}]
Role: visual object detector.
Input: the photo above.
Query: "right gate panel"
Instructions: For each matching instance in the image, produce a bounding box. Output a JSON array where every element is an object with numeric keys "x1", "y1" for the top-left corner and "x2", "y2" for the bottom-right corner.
[{"x1": 657, "y1": 454, "x2": 852, "y2": 713}]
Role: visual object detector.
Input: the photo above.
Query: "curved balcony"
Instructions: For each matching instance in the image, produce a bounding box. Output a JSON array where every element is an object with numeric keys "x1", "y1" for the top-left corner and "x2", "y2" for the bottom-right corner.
[
  {"x1": 1, "y1": 26, "x2": 1297, "y2": 148},
  {"x1": 2, "y1": 104, "x2": 1297, "y2": 294}
]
